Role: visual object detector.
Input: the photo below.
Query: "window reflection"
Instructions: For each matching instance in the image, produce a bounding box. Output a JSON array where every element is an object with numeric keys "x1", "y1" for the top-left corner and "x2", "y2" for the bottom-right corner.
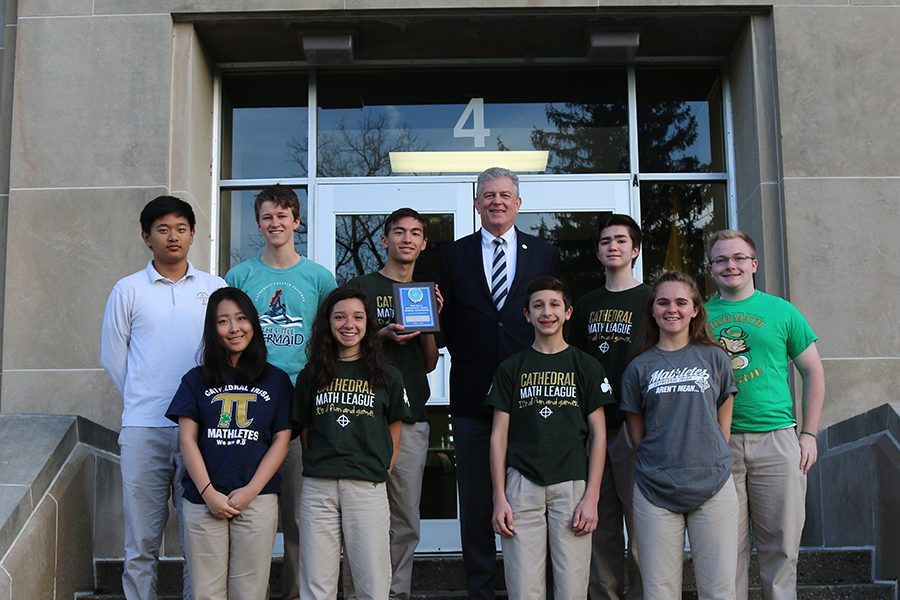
[
  {"x1": 516, "y1": 212, "x2": 610, "y2": 305},
  {"x1": 317, "y1": 69, "x2": 627, "y2": 176},
  {"x1": 422, "y1": 407, "x2": 457, "y2": 519},
  {"x1": 640, "y1": 182, "x2": 727, "y2": 297},
  {"x1": 219, "y1": 188, "x2": 309, "y2": 273},
  {"x1": 334, "y1": 213, "x2": 455, "y2": 284},
  {"x1": 637, "y1": 68, "x2": 725, "y2": 173},
  {"x1": 221, "y1": 73, "x2": 309, "y2": 179}
]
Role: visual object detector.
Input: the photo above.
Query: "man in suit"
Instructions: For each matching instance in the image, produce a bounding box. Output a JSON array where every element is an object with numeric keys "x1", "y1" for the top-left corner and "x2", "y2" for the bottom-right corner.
[{"x1": 438, "y1": 167, "x2": 562, "y2": 599}]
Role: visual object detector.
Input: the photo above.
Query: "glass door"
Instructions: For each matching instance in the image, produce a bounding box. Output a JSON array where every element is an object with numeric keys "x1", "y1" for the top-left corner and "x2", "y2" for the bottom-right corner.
[{"x1": 313, "y1": 176, "x2": 631, "y2": 552}]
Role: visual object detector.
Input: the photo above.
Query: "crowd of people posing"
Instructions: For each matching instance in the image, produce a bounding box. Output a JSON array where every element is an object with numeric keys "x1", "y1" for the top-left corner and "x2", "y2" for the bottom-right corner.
[{"x1": 101, "y1": 167, "x2": 824, "y2": 600}]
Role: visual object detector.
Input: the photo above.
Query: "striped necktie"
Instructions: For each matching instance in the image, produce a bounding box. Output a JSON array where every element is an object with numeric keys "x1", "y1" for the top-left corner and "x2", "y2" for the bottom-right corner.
[{"x1": 491, "y1": 238, "x2": 508, "y2": 309}]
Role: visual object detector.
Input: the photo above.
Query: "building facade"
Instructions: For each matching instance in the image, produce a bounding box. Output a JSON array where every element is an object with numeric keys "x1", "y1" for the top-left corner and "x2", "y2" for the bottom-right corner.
[{"x1": 0, "y1": 0, "x2": 898, "y2": 551}]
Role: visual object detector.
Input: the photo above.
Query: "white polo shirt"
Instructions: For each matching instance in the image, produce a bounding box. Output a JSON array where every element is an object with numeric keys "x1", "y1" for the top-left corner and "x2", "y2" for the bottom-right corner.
[{"x1": 101, "y1": 261, "x2": 226, "y2": 427}]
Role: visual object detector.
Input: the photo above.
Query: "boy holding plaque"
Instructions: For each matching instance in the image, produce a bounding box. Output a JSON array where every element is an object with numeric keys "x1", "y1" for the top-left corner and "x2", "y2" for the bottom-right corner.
[
  {"x1": 489, "y1": 276, "x2": 613, "y2": 600},
  {"x1": 346, "y1": 207, "x2": 442, "y2": 600}
]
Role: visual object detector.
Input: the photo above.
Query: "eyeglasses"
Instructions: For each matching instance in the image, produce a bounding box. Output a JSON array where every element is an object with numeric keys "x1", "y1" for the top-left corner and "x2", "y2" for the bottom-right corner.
[{"x1": 710, "y1": 254, "x2": 756, "y2": 266}]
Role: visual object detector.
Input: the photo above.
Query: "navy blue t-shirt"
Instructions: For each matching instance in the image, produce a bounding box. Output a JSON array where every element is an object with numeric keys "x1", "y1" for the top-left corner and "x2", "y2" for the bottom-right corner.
[{"x1": 166, "y1": 364, "x2": 293, "y2": 504}]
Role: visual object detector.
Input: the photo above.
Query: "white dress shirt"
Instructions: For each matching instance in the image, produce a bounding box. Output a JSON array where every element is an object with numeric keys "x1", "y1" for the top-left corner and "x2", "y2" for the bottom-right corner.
[{"x1": 480, "y1": 227, "x2": 518, "y2": 295}]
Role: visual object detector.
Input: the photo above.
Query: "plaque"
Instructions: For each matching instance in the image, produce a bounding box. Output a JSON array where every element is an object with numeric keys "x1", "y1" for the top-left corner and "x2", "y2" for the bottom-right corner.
[{"x1": 392, "y1": 282, "x2": 440, "y2": 333}]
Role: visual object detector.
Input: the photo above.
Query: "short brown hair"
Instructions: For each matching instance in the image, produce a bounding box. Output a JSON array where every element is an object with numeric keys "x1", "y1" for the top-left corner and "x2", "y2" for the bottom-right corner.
[{"x1": 254, "y1": 184, "x2": 300, "y2": 223}]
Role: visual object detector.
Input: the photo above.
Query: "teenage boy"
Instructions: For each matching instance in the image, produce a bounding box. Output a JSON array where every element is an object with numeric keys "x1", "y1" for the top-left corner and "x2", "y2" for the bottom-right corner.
[
  {"x1": 225, "y1": 185, "x2": 337, "y2": 600},
  {"x1": 570, "y1": 214, "x2": 649, "y2": 600},
  {"x1": 488, "y1": 276, "x2": 613, "y2": 600},
  {"x1": 705, "y1": 229, "x2": 825, "y2": 600},
  {"x1": 102, "y1": 196, "x2": 226, "y2": 600},
  {"x1": 345, "y1": 208, "x2": 441, "y2": 600}
]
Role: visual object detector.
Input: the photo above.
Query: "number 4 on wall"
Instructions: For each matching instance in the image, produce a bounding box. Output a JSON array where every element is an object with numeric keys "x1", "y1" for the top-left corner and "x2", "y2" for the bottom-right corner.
[{"x1": 453, "y1": 98, "x2": 491, "y2": 148}]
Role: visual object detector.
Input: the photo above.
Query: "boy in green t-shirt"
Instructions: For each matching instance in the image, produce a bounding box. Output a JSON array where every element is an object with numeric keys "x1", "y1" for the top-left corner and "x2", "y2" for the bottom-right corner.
[
  {"x1": 225, "y1": 185, "x2": 336, "y2": 600},
  {"x1": 489, "y1": 276, "x2": 613, "y2": 600},
  {"x1": 705, "y1": 229, "x2": 825, "y2": 600},
  {"x1": 345, "y1": 208, "x2": 441, "y2": 600}
]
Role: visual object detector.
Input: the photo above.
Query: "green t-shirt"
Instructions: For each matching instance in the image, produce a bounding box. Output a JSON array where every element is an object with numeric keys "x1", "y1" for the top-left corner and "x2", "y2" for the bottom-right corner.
[
  {"x1": 486, "y1": 346, "x2": 614, "y2": 486},
  {"x1": 569, "y1": 284, "x2": 651, "y2": 430},
  {"x1": 347, "y1": 272, "x2": 431, "y2": 423},
  {"x1": 293, "y1": 360, "x2": 411, "y2": 482},
  {"x1": 226, "y1": 256, "x2": 337, "y2": 383},
  {"x1": 706, "y1": 290, "x2": 817, "y2": 433}
]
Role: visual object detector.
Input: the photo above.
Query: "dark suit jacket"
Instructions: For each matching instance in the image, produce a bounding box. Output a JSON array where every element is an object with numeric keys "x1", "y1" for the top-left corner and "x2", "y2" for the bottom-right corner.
[{"x1": 437, "y1": 228, "x2": 562, "y2": 417}]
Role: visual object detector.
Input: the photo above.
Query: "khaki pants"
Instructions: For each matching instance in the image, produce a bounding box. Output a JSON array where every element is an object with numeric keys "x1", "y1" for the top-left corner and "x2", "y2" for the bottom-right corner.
[
  {"x1": 300, "y1": 477, "x2": 391, "y2": 600},
  {"x1": 278, "y1": 437, "x2": 303, "y2": 600},
  {"x1": 633, "y1": 476, "x2": 738, "y2": 600},
  {"x1": 729, "y1": 429, "x2": 806, "y2": 600},
  {"x1": 589, "y1": 424, "x2": 642, "y2": 600},
  {"x1": 182, "y1": 494, "x2": 278, "y2": 600},
  {"x1": 343, "y1": 421, "x2": 430, "y2": 600},
  {"x1": 500, "y1": 468, "x2": 592, "y2": 600}
]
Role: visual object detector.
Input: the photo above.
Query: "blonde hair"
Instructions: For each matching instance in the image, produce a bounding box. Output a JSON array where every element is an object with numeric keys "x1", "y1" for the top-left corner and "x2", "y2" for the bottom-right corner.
[{"x1": 706, "y1": 229, "x2": 757, "y2": 261}]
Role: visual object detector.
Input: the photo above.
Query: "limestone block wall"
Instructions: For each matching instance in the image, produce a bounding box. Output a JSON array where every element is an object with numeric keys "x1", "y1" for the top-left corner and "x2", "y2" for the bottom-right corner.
[
  {"x1": 0, "y1": 415, "x2": 109, "y2": 599},
  {"x1": 1, "y1": 7, "x2": 214, "y2": 429}
]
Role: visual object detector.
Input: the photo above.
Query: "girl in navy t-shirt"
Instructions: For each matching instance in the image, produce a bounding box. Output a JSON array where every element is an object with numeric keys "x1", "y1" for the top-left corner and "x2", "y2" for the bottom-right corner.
[{"x1": 166, "y1": 287, "x2": 292, "y2": 600}]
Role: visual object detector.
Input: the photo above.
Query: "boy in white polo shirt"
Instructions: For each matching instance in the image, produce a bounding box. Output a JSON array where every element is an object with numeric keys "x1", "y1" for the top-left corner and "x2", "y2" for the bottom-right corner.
[
  {"x1": 489, "y1": 276, "x2": 613, "y2": 600},
  {"x1": 102, "y1": 196, "x2": 226, "y2": 600}
]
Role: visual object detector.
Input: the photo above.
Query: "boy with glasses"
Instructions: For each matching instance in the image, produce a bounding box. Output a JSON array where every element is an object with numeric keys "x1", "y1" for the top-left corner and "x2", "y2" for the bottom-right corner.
[{"x1": 705, "y1": 229, "x2": 825, "y2": 600}]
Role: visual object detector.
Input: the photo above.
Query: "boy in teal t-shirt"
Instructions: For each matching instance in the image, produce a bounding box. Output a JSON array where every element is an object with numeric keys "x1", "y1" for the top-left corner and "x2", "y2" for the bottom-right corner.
[
  {"x1": 225, "y1": 185, "x2": 336, "y2": 600},
  {"x1": 705, "y1": 229, "x2": 825, "y2": 600},
  {"x1": 489, "y1": 276, "x2": 613, "y2": 600}
]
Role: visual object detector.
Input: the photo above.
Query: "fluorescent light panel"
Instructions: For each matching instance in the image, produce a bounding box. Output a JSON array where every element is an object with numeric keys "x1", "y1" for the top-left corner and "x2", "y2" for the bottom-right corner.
[{"x1": 390, "y1": 151, "x2": 549, "y2": 174}]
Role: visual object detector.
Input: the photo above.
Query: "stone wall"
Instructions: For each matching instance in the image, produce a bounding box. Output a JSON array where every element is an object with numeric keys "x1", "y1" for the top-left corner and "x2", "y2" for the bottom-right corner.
[
  {"x1": 803, "y1": 403, "x2": 900, "y2": 582},
  {"x1": 0, "y1": 414, "x2": 182, "y2": 600}
]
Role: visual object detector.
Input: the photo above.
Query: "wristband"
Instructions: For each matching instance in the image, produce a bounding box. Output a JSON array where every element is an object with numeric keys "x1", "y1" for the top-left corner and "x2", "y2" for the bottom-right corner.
[
  {"x1": 200, "y1": 482, "x2": 213, "y2": 496},
  {"x1": 800, "y1": 430, "x2": 816, "y2": 439}
]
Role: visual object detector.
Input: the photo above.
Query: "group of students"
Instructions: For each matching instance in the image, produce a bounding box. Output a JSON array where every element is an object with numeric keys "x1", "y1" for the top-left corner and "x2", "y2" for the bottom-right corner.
[
  {"x1": 102, "y1": 190, "x2": 438, "y2": 600},
  {"x1": 101, "y1": 167, "x2": 824, "y2": 600}
]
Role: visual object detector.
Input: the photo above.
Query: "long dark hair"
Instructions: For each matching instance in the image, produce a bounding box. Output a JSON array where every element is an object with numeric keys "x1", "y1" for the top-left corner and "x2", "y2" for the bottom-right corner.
[
  {"x1": 635, "y1": 271, "x2": 716, "y2": 355},
  {"x1": 305, "y1": 286, "x2": 388, "y2": 390},
  {"x1": 201, "y1": 287, "x2": 268, "y2": 387}
]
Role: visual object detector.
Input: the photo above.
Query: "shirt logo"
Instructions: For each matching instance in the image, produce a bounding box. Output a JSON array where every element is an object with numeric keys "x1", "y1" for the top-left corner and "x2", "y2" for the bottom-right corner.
[
  {"x1": 539, "y1": 406, "x2": 553, "y2": 419},
  {"x1": 197, "y1": 292, "x2": 210, "y2": 306},
  {"x1": 337, "y1": 415, "x2": 350, "y2": 428}
]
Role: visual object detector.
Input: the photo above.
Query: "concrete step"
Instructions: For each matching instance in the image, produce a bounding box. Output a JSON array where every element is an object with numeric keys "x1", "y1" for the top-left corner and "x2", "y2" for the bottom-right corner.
[{"x1": 83, "y1": 549, "x2": 895, "y2": 599}]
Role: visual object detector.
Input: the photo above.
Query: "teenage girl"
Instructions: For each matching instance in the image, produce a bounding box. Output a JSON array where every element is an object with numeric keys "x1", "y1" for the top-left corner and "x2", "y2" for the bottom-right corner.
[
  {"x1": 166, "y1": 287, "x2": 293, "y2": 600},
  {"x1": 620, "y1": 271, "x2": 738, "y2": 600},
  {"x1": 293, "y1": 286, "x2": 410, "y2": 600}
]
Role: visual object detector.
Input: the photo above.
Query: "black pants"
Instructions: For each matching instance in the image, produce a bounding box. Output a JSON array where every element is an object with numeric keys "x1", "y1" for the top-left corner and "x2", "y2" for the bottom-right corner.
[{"x1": 453, "y1": 414, "x2": 497, "y2": 600}]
